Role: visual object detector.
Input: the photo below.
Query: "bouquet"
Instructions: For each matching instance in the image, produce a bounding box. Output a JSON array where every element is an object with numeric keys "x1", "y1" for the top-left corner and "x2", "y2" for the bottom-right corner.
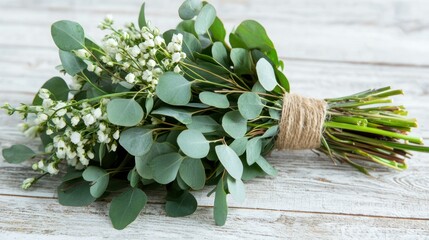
[{"x1": 2, "y1": 0, "x2": 428, "y2": 229}]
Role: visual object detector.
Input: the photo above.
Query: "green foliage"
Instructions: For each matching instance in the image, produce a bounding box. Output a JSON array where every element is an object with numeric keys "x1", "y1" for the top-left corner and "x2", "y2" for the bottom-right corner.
[
  {"x1": 194, "y1": 3, "x2": 216, "y2": 35},
  {"x1": 135, "y1": 142, "x2": 176, "y2": 179},
  {"x1": 227, "y1": 175, "x2": 246, "y2": 203},
  {"x1": 179, "y1": 157, "x2": 206, "y2": 190},
  {"x1": 238, "y1": 92, "x2": 264, "y2": 119},
  {"x1": 59, "y1": 50, "x2": 87, "y2": 76},
  {"x1": 179, "y1": 0, "x2": 203, "y2": 20},
  {"x1": 177, "y1": 129, "x2": 210, "y2": 158},
  {"x1": 212, "y1": 42, "x2": 229, "y2": 67},
  {"x1": 209, "y1": 17, "x2": 226, "y2": 42},
  {"x1": 165, "y1": 190, "x2": 198, "y2": 217},
  {"x1": 119, "y1": 128, "x2": 153, "y2": 156},
  {"x1": 107, "y1": 99, "x2": 144, "y2": 127},
  {"x1": 109, "y1": 188, "x2": 147, "y2": 230},
  {"x1": 199, "y1": 92, "x2": 229, "y2": 109},
  {"x1": 230, "y1": 48, "x2": 253, "y2": 75},
  {"x1": 182, "y1": 32, "x2": 202, "y2": 60},
  {"x1": 214, "y1": 179, "x2": 228, "y2": 226},
  {"x1": 186, "y1": 115, "x2": 220, "y2": 133},
  {"x1": 150, "y1": 153, "x2": 184, "y2": 184},
  {"x1": 33, "y1": 77, "x2": 69, "y2": 105},
  {"x1": 222, "y1": 111, "x2": 247, "y2": 139},
  {"x1": 152, "y1": 107, "x2": 192, "y2": 124},
  {"x1": 215, "y1": 145, "x2": 243, "y2": 179},
  {"x1": 51, "y1": 20, "x2": 85, "y2": 51},
  {"x1": 156, "y1": 72, "x2": 192, "y2": 106},
  {"x1": 138, "y1": 2, "x2": 147, "y2": 29},
  {"x1": 58, "y1": 179, "x2": 96, "y2": 206},
  {"x1": 246, "y1": 137, "x2": 262, "y2": 165},
  {"x1": 256, "y1": 58, "x2": 277, "y2": 91},
  {"x1": 82, "y1": 166, "x2": 109, "y2": 198},
  {"x1": 2, "y1": 145, "x2": 35, "y2": 164}
]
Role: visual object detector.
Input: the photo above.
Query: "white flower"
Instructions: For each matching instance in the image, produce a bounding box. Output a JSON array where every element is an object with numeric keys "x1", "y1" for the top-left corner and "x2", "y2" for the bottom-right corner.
[
  {"x1": 37, "y1": 160, "x2": 45, "y2": 170},
  {"x1": 56, "y1": 148, "x2": 66, "y2": 158},
  {"x1": 80, "y1": 157, "x2": 89, "y2": 166},
  {"x1": 99, "y1": 123, "x2": 106, "y2": 131},
  {"x1": 46, "y1": 128, "x2": 54, "y2": 135},
  {"x1": 87, "y1": 62, "x2": 96, "y2": 72},
  {"x1": 111, "y1": 143, "x2": 117, "y2": 152},
  {"x1": 93, "y1": 108, "x2": 103, "y2": 119},
  {"x1": 125, "y1": 73, "x2": 136, "y2": 84},
  {"x1": 35, "y1": 113, "x2": 48, "y2": 124},
  {"x1": 54, "y1": 102, "x2": 68, "y2": 116},
  {"x1": 174, "y1": 65, "x2": 181, "y2": 73},
  {"x1": 42, "y1": 99, "x2": 54, "y2": 109},
  {"x1": 105, "y1": 14, "x2": 113, "y2": 23},
  {"x1": 97, "y1": 130, "x2": 108, "y2": 143},
  {"x1": 70, "y1": 132, "x2": 81, "y2": 145},
  {"x1": 172, "y1": 33, "x2": 183, "y2": 44},
  {"x1": 129, "y1": 45, "x2": 141, "y2": 57},
  {"x1": 142, "y1": 70, "x2": 153, "y2": 82},
  {"x1": 105, "y1": 38, "x2": 118, "y2": 48},
  {"x1": 95, "y1": 67, "x2": 103, "y2": 76},
  {"x1": 23, "y1": 126, "x2": 39, "y2": 138},
  {"x1": 172, "y1": 52, "x2": 182, "y2": 63},
  {"x1": 154, "y1": 36, "x2": 165, "y2": 46},
  {"x1": 115, "y1": 53, "x2": 123, "y2": 62},
  {"x1": 71, "y1": 116, "x2": 80, "y2": 126},
  {"x1": 52, "y1": 117, "x2": 66, "y2": 129},
  {"x1": 87, "y1": 151, "x2": 95, "y2": 159},
  {"x1": 21, "y1": 177, "x2": 36, "y2": 190},
  {"x1": 147, "y1": 59, "x2": 156, "y2": 68},
  {"x1": 113, "y1": 130, "x2": 120, "y2": 140},
  {"x1": 47, "y1": 162, "x2": 59, "y2": 175},
  {"x1": 38, "y1": 89, "x2": 51, "y2": 100},
  {"x1": 67, "y1": 148, "x2": 77, "y2": 159},
  {"x1": 82, "y1": 114, "x2": 96, "y2": 126},
  {"x1": 75, "y1": 49, "x2": 90, "y2": 59}
]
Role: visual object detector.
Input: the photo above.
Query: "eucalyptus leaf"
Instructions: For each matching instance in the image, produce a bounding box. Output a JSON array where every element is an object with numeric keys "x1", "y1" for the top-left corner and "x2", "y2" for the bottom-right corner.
[
  {"x1": 186, "y1": 115, "x2": 220, "y2": 133},
  {"x1": 238, "y1": 92, "x2": 264, "y2": 119},
  {"x1": 214, "y1": 179, "x2": 228, "y2": 226},
  {"x1": 138, "y1": 2, "x2": 147, "y2": 29},
  {"x1": 222, "y1": 111, "x2": 247, "y2": 139},
  {"x1": 136, "y1": 142, "x2": 176, "y2": 179},
  {"x1": 128, "y1": 168, "x2": 140, "y2": 188},
  {"x1": 215, "y1": 145, "x2": 243, "y2": 179},
  {"x1": 179, "y1": 157, "x2": 206, "y2": 190},
  {"x1": 109, "y1": 188, "x2": 147, "y2": 230},
  {"x1": 51, "y1": 20, "x2": 85, "y2": 51},
  {"x1": 199, "y1": 92, "x2": 229, "y2": 109},
  {"x1": 269, "y1": 108, "x2": 280, "y2": 120},
  {"x1": 145, "y1": 97, "x2": 154, "y2": 115},
  {"x1": 256, "y1": 58, "x2": 277, "y2": 91},
  {"x1": 59, "y1": 50, "x2": 87, "y2": 76},
  {"x1": 119, "y1": 128, "x2": 153, "y2": 156},
  {"x1": 246, "y1": 137, "x2": 262, "y2": 165},
  {"x1": 194, "y1": 3, "x2": 216, "y2": 35},
  {"x1": 261, "y1": 125, "x2": 279, "y2": 138},
  {"x1": 156, "y1": 72, "x2": 192, "y2": 106},
  {"x1": 33, "y1": 77, "x2": 69, "y2": 105},
  {"x1": 229, "y1": 20, "x2": 274, "y2": 52},
  {"x1": 2, "y1": 145, "x2": 35, "y2": 164},
  {"x1": 150, "y1": 153, "x2": 184, "y2": 184},
  {"x1": 227, "y1": 175, "x2": 246, "y2": 203},
  {"x1": 182, "y1": 32, "x2": 202, "y2": 60},
  {"x1": 177, "y1": 130, "x2": 210, "y2": 158},
  {"x1": 209, "y1": 17, "x2": 226, "y2": 42},
  {"x1": 152, "y1": 107, "x2": 192, "y2": 124},
  {"x1": 230, "y1": 48, "x2": 252, "y2": 75},
  {"x1": 82, "y1": 166, "x2": 109, "y2": 198},
  {"x1": 165, "y1": 190, "x2": 198, "y2": 217},
  {"x1": 212, "y1": 42, "x2": 229, "y2": 67},
  {"x1": 229, "y1": 137, "x2": 248, "y2": 156},
  {"x1": 107, "y1": 99, "x2": 144, "y2": 127},
  {"x1": 58, "y1": 179, "x2": 96, "y2": 206},
  {"x1": 256, "y1": 156, "x2": 278, "y2": 176},
  {"x1": 179, "y1": 0, "x2": 203, "y2": 20}
]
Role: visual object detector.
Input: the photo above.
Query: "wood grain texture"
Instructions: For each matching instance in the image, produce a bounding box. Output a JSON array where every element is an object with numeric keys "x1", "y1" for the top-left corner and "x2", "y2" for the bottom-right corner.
[
  {"x1": 0, "y1": 0, "x2": 429, "y2": 65},
  {"x1": 1, "y1": 0, "x2": 429, "y2": 238},
  {"x1": 1, "y1": 195, "x2": 429, "y2": 240}
]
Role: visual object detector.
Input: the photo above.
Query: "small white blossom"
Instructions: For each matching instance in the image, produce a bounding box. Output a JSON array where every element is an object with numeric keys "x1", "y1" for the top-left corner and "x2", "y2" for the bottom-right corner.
[
  {"x1": 172, "y1": 52, "x2": 182, "y2": 63},
  {"x1": 21, "y1": 177, "x2": 36, "y2": 190},
  {"x1": 75, "y1": 49, "x2": 90, "y2": 59},
  {"x1": 113, "y1": 130, "x2": 120, "y2": 140},
  {"x1": 38, "y1": 89, "x2": 51, "y2": 100},
  {"x1": 82, "y1": 114, "x2": 96, "y2": 126},
  {"x1": 47, "y1": 162, "x2": 59, "y2": 175},
  {"x1": 125, "y1": 73, "x2": 136, "y2": 84},
  {"x1": 70, "y1": 132, "x2": 81, "y2": 145},
  {"x1": 71, "y1": 116, "x2": 80, "y2": 126},
  {"x1": 174, "y1": 65, "x2": 181, "y2": 73}
]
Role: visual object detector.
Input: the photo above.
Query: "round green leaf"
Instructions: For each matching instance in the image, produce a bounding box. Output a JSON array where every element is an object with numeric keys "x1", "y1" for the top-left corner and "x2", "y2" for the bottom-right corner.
[
  {"x1": 2, "y1": 145, "x2": 35, "y2": 164},
  {"x1": 152, "y1": 107, "x2": 192, "y2": 124},
  {"x1": 179, "y1": 157, "x2": 206, "y2": 190},
  {"x1": 209, "y1": 17, "x2": 226, "y2": 42},
  {"x1": 199, "y1": 92, "x2": 229, "y2": 109},
  {"x1": 58, "y1": 179, "x2": 96, "y2": 206},
  {"x1": 238, "y1": 92, "x2": 264, "y2": 119},
  {"x1": 32, "y1": 77, "x2": 69, "y2": 105},
  {"x1": 82, "y1": 166, "x2": 109, "y2": 198},
  {"x1": 256, "y1": 58, "x2": 277, "y2": 91},
  {"x1": 109, "y1": 188, "x2": 147, "y2": 230},
  {"x1": 214, "y1": 180, "x2": 228, "y2": 226},
  {"x1": 227, "y1": 175, "x2": 246, "y2": 203},
  {"x1": 215, "y1": 145, "x2": 243, "y2": 179},
  {"x1": 229, "y1": 20, "x2": 275, "y2": 52},
  {"x1": 107, "y1": 99, "x2": 144, "y2": 127},
  {"x1": 177, "y1": 129, "x2": 210, "y2": 158},
  {"x1": 246, "y1": 137, "x2": 262, "y2": 165},
  {"x1": 212, "y1": 42, "x2": 229, "y2": 67},
  {"x1": 119, "y1": 128, "x2": 153, "y2": 156},
  {"x1": 150, "y1": 153, "x2": 184, "y2": 184},
  {"x1": 135, "y1": 142, "x2": 176, "y2": 179},
  {"x1": 186, "y1": 115, "x2": 220, "y2": 133},
  {"x1": 182, "y1": 32, "x2": 202, "y2": 60},
  {"x1": 59, "y1": 50, "x2": 87, "y2": 76},
  {"x1": 166, "y1": 190, "x2": 198, "y2": 217},
  {"x1": 222, "y1": 111, "x2": 247, "y2": 139},
  {"x1": 156, "y1": 72, "x2": 192, "y2": 106},
  {"x1": 179, "y1": 0, "x2": 203, "y2": 20},
  {"x1": 229, "y1": 137, "x2": 248, "y2": 156},
  {"x1": 256, "y1": 156, "x2": 278, "y2": 176},
  {"x1": 51, "y1": 20, "x2": 85, "y2": 51},
  {"x1": 230, "y1": 48, "x2": 252, "y2": 75},
  {"x1": 194, "y1": 3, "x2": 216, "y2": 35}
]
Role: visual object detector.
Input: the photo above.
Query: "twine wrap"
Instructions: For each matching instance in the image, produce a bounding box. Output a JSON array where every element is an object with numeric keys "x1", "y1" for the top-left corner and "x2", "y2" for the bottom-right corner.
[{"x1": 276, "y1": 93, "x2": 327, "y2": 150}]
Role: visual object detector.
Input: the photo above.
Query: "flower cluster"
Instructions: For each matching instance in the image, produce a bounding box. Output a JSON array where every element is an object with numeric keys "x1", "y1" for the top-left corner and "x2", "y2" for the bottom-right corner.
[
  {"x1": 3, "y1": 89, "x2": 121, "y2": 174},
  {"x1": 74, "y1": 16, "x2": 187, "y2": 96}
]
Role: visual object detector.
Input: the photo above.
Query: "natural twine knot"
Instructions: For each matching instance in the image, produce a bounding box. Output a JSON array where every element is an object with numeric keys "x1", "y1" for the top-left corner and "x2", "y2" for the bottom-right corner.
[{"x1": 275, "y1": 93, "x2": 327, "y2": 150}]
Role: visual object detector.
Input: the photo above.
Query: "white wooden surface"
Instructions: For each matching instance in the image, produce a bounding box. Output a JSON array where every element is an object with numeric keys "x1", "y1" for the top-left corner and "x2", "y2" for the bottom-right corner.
[{"x1": 1, "y1": 0, "x2": 429, "y2": 239}]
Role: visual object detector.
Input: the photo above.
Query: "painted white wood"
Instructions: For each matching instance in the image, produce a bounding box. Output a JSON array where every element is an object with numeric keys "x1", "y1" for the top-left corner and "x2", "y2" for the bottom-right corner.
[
  {"x1": 0, "y1": 0, "x2": 429, "y2": 65},
  {"x1": 0, "y1": 195, "x2": 429, "y2": 240}
]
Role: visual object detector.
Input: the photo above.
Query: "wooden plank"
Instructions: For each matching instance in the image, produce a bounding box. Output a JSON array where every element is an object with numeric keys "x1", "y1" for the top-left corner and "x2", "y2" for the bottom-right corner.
[
  {"x1": 0, "y1": 195, "x2": 428, "y2": 239},
  {"x1": 1, "y1": 0, "x2": 429, "y2": 65}
]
